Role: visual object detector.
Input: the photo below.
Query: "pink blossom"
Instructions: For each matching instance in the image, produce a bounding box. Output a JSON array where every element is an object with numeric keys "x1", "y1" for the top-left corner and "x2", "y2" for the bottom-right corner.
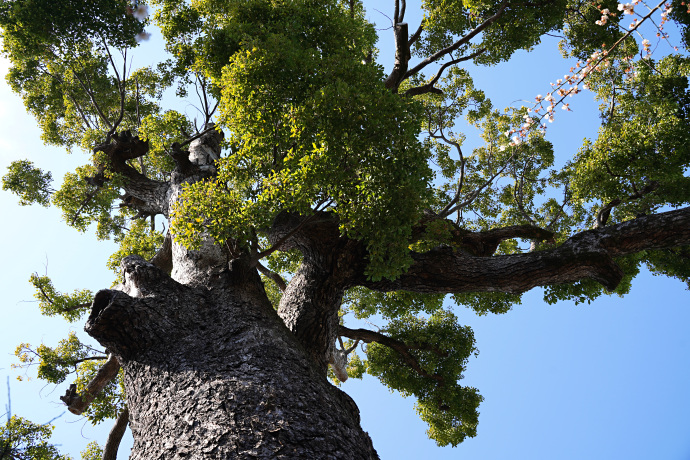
[
  {"x1": 133, "y1": 4, "x2": 149, "y2": 21},
  {"x1": 135, "y1": 30, "x2": 151, "y2": 42}
]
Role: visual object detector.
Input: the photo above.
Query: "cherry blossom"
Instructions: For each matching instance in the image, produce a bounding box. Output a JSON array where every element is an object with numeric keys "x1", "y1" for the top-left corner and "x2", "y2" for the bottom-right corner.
[
  {"x1": 133, "y1": 4, "x2": 149, "y2": 21},
  {"x1": 135, "y1": 31, "x2": 152, "y2": 42}
]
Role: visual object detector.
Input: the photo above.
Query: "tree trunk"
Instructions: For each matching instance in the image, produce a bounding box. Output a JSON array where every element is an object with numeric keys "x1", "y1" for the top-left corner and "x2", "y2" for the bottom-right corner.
[{"x1": 85, "y1": 255, "x2": 378, "y2": 459}]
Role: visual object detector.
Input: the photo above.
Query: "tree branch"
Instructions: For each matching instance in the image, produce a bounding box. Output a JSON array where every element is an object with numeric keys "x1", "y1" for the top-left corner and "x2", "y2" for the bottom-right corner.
[
  {"x1": 150, "y1": 231, "x2": 173, "y2": 274},
  {"x1": 59, "y1": 354, "x2": 120, "y2": 415},
  {"x1": 355, "y1": 206, "x2": 690, "y2": 294},
  {"x1": 403, "y1": 48, "x2": 486, "y2": 97},
  {"x1": 385, "y1": 23, "x2": 412, "y2": 90},
  {"x1": 256, "y1": 261, "x2": 287, "y2": 292},
  {"x1": 339, "y1": 325, "x2": 444, "y2": 383},
  {"x1": 102, "y1": 406, "x2": 129, "y2": 460},
  {"x1": 595, "y1": 181, "x2": 659, "y2": 229},
  {"x1": 94, "y1": 131, "x2": 170, "y2": 217},
  {"x1": 402, "y1": 0, "x2": 509, "y2": 81}
]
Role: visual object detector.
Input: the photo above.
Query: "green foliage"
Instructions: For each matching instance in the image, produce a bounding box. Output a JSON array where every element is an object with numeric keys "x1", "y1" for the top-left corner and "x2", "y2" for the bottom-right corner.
[
  {"x1": 29, "y1": 274, "x2": 93, "y2": 322},
  {"x1": 52, "y1": 165, "x2": 122, "y2": 232},
  {"x1": 1, "y1": 160, "x2": 53, "y2": 206},
  {"x1": 544, "y1": 254, "x2": 642, "y2": 304},
  {"x1": 73, "y1": 362, "x2": 125, "y2": 424},
  {"x1": 0, "y1": 416, "x2": 69, "y2": 460},
  {"x1": 170, "y1": 0, "x2": 434, "y2": 280},
  {"x1": 138, "y1": 110, "x2": 191, "y2": 179},
  {"x1": 567, "y1": 55, "x2": 690, "y2": 226},
  {"x1": 107, "y1": 218, "x2": 165, "y2": 276},
  {"x1": 13, "y1": 335, "x2": 123, "y2": 425},
  {"x1": 0, "y1": 0, "x2": 143, "y2": 52},
  {"x1": 644, "y1": 247, "x2": 690, "y2": 288},
  {"x1": 416, "y1": 0, "x2": 568, "y2": 65},
  {"x1": 79, "y1": 441, "x2": 103, "y2": 460},
  {"x1": 365, "y1": 310, "x2": 482, "y2": 446},
  {"x1": 2, "y1": 0, "x2": 690, "y2": 452},
  {"x1": 345, "y1": 286, "x2": 445, "y2": 319},
  {"x1": 14, "y1": 332, "x2": 102, "y2": 385},
  {"x1": 451, "y1": 291, "x2": 522, "y2": 315}
]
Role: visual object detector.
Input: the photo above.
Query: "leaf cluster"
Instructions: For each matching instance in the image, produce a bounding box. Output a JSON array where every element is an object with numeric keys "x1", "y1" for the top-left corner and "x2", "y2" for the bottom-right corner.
[
  {"x1": 364, "y1": 310, "x2": 482, "y2": 446},
  {"x1": 0, "y1": 416, "x2": 68, "y2": 460}
]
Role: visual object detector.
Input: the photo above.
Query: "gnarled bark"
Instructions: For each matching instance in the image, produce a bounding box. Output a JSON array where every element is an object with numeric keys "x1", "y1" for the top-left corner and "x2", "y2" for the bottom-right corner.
[
  {"x1": 80, "y1": 127, "x2": 690, "y2": 459},
  {"x1": 355, "y1": 207, "x2": 690, "y2": 294},
  {"x1": 86, "y1": 256, "x2": 379, "y2": 459}
]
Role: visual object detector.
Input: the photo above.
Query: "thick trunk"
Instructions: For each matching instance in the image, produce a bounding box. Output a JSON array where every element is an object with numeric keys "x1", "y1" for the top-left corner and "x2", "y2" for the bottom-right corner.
[
  {"x1": 84, "y1": 130, "x2": 379, "y2": 458},
  {"x1": 86, "y1": 256, "x2": 378, "y2": 459}
]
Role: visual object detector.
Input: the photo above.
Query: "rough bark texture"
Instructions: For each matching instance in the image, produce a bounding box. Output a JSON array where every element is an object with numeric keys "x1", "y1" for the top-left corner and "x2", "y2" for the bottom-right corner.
[
  {"x1": 82, "y1": 128, "x2": 690, "y2": 459},
  {"x1": 103, "y1": 406, "x2": 129, "y2": 460},
  {"x1": 59, "y1": 354, "x2": 120, "y2": 415},
  {"x1": 356, "y1": 207, "x2": 690, "y2": 293},
  {"x1": 86, "y1": 256, "x2": 378, "y2": 459}
]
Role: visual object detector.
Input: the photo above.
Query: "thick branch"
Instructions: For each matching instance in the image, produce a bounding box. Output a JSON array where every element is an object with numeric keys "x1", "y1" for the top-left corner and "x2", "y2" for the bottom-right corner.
[
  {"x1": 94, "y1": 131, "x2": 170, "y2": 216},
  {"x1": 149, "y1": 231, "x2": 173, "y2": 274},
  {"x1": 414, "y1": 212, "x2": 554, "y2": 256},
  {"x1": 256, "y1": 261, "x2": 287, "y2": 292},
  {"x1": 384, "y1": 23, "x2": 411, "y2": 90},
  {"x1": 59, "y1": 354, "x2": 120, "y2": 415},
  {"x1": 356, "y1": 207, "x2": 690, "y2": 293},
  {"x1": 103, "y1": 406, "x2": 129, "y2": 460}
]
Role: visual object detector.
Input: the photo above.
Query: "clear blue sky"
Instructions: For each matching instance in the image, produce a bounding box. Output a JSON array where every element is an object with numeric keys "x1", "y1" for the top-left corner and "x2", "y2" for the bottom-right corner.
[{"x1": 1, "y1": 1, "x2": 690, "y2": 458}]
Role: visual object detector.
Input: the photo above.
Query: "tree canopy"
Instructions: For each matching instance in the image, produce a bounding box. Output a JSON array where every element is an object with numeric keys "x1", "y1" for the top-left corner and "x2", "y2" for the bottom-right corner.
[{"x1": 1, "y1": 0, "x2": 690, "y2": 456}]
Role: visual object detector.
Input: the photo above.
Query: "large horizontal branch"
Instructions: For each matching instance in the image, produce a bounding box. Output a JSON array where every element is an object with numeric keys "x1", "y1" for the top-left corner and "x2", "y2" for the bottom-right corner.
[
  {"x1": 59, "y1": 354, "x2": 120, "y2": 415},
  {"x1": 356, "y1": 206, "x2": 690, "y2": 294}
]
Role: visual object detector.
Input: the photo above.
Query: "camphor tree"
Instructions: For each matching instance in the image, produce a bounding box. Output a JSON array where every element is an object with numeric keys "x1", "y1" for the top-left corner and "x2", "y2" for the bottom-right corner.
[{"x1": 2, "y1": 0, "x2": 690, "y2": 457}]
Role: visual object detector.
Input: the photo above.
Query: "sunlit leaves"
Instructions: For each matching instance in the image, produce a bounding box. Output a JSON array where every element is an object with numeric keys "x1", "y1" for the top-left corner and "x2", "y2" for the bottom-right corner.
[
  {"x1": 138, "y1": 110, "x2": 190, "y2": 179},
  {"x1": 0, "y1": 416, "x2": 68, "y2": 460},
  {"x1": 29, "y1": 274, "x2": 93, "y2": 322},
  {"x1": 567, "y1": 55, "x2": 690, "y2": 226},
  {"x1": 52, "y1": 165, "x2": 121, "y2": 232},
  {"x1": 14, "y1": 332, "x2": 102, "y2": 384},
  {"x1": 365, "y1": 310, "x2": 482, "y2": 446},
  {"x1": 1, "y1": 160, "x2": 53, "y2": 206},
  {"x1": 345, "y1": 286, "x2": 445, "y2": 319},
  {"x1": 80, "y1": 441, "x2": 104, "y2": 460},
  {"x1": 416, "y1": 0, "x2": 568, "y2": 66},
  {"x1": 107, "y1": 218, "x2": 165, "y2": 275},
  {"x1": 168, "y1": 0, "x2": 434, "y2": 280}
]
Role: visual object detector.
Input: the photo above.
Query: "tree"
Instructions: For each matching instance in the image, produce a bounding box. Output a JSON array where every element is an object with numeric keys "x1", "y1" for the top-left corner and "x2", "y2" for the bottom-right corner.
[{"x1": 1, "y1": 0, "x2": 690, "y2": 457}]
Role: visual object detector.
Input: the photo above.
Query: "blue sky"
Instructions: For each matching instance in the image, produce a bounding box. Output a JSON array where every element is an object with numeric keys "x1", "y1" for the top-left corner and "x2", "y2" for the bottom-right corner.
[{"x1": 1, "y1": 1, "x2": 690, "y2": 458}]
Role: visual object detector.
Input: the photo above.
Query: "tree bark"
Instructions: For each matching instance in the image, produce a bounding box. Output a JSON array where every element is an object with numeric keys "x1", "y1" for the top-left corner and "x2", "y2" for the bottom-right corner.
[
  {"x1": 85, "y1": 255, "x2": 378, "y2": 459},
  {"x1": 82, "y1": 129, "x2": 690, "y2": 459}
]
